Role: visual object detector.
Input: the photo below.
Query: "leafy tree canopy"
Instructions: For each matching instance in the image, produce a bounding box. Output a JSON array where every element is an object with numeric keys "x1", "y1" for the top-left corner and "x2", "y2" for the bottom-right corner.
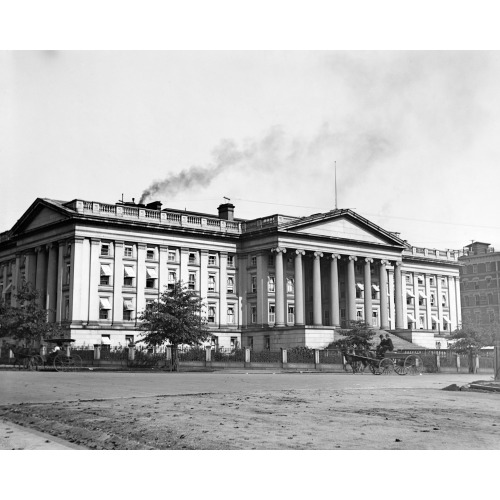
[
  {"x1": 330, "y1": 321, "x2": 376, "y2": 351},
  {"x1": 138, "y1": 281, "x2": 211, "y2": 349},
  {"x1": 0, "y1": 282, "x2": 61, "y2": 345},
  {"x1": 449, "y1": 322, "x2": 495, "y2": 355}
]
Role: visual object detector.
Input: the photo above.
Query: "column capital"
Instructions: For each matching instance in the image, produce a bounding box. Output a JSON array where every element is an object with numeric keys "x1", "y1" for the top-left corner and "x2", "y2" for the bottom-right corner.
[
  {"x1": 330, "y1": 253, "x2": 341, "y2": 260},
  {"x1": 348, "y1": 255, "x2": 357, "y2": 262},
  {"x1": 313, "y1": 251, "x2": 323, "y2": 258},
  {"x1": 394, "y1": 260, "x2": 402, "y2": 267},
  {"x1": 271, "y1": 247, "x2": 287, "y2": 254},
  {"x1": 57, "y1": 240, "x2": 66, "y2": 249},
  {"x1": 90, "y1": 238, "x2": 101, "y2": 245},
  {"x1": 379, "y1": 259, "x2": 390, "y2": 266},
  {"x1": 115, "y1": 240, "x2": 125, "y2": 248},
  {"x1": 295, "y1": 249, "x2": 305, "y2": 256},
  {"x1": 364, "y1": 258, "x2": 374, "y2": 264}
]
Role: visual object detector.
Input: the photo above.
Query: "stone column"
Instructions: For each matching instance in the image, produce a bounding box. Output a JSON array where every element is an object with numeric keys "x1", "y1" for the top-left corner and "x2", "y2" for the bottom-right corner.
[
  {"x1": 425, "y1": 274, "x2": 432, "y2": 329},
  {"x1": 35, "y1": 246, "x2": 48, "y2": 306},
  {"x1": 219, "y1": 252, "x2": 228, "y2": 327},
  {"x1": 448, "y1": 275, "x2": 456, "y2": 332},
  {"x1": 379, "y1": 260, "x2": 389, "y2": 329},
  {"x1": 294, "y1": 250, "x2": 305, "y2": 326},
  {"x1": 273, "y1": 247, "x2": 287, "y2": 327},
  {"x1": 69, "y1": 237, "x2": 86, "y2": 325},
  {"x1": 24, "y1": 251, "x2": 37, "y2": 288},
  {"x1": 113, "y1": 241, "x2": 124, "y2": 324},
  {"x1": 46, "y1": 243, "x2": 59, "y2": 322},
  {"x1": 159, "y1": 245, "x2": 169, "y2": 294},
  {"x1": 437, "y1": 275, "x2": 443, "y2": 332},
  {"x1": 256, "y1": 252, "x2": 266, "y2": 325},
  {"x1": 330, "y1": 254, "x2": 341, "y2": 327},
  {"x1": 394, "y1": 261, "x2": 404, "y2": 329},
  {"x1": 11, "y1": 254, "x2": 21, "y2": 306},
  {"x1": 313, "y1": 252, "x2": 323, "y2": 326},
  {"x1": 363, "y1": 258, "x2": 373, "y2": 326},
  {"x1": 346, "y1": 256, "x2": 357, "y2": 322},
  {"x1": 180, "y1": 247, "x2": 189, "y2": 285},
  {"x1": 413, "y1": 272, "x2": 419, "y2": 329},
  {"x1": 88, "y1": 238, "x2": 101, "y2": 323},
  {"x1": 199, "y1": 249, "x2": 208, "y2": 304},
  {"x1": 136, "y1": 243, "x2": 147, "y2": 316},
  {"x1": 56, "y1": 241, "x2": 65, "y2": 323},
  {"x1": 454, "y1": 277, "x2": 462, "y2": 328}
]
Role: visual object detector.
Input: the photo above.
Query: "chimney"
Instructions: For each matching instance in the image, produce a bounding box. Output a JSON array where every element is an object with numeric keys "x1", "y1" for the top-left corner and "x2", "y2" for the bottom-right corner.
[
  {"x1": 146, "y1": 201, "x2": 163, "y2": 211},
  {"x1": 218, "y1": 203, "x2": 235, "y2": 221}
]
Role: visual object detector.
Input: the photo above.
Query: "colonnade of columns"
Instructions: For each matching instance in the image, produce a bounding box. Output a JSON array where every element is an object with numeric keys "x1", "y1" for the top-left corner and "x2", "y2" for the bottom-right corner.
[
  {"x1": 0, "y1": 241, "x2": 71, "y2": 322},
  {"x1": 270, "y1": 247, "x2": 397, "y2": 329}
]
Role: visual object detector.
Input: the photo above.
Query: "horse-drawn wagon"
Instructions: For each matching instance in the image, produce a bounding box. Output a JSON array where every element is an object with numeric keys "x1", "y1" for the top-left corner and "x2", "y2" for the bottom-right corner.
[
  {"x1": 343, "y1": 349, "x2": 424, "y2": 375},
  {"x1": 42, "y1": 338, "x2": 83, "y2": 372}
]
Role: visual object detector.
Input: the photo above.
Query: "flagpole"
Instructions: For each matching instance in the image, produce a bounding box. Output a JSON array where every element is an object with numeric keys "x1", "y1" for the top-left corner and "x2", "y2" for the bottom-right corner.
[{"x1": 334, "y1": 161, "x2": 338, "y2": 210}]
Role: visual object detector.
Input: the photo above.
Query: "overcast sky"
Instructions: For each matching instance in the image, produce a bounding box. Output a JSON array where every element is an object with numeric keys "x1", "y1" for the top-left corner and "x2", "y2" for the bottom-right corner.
[{"x1": 1, "y1": 50, "x2": 500, "y2": 250}]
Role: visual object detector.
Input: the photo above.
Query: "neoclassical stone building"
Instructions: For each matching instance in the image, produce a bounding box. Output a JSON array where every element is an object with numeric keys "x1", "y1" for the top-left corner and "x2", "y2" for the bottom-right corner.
[{"x1": 0, "y1": 198, "x2": 462, "y2": 349}]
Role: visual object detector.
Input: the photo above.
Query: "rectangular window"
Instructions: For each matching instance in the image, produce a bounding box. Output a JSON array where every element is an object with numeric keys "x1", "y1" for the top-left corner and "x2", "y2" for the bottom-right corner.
[
  {"x1": 429, "y1": 277, "x2": 435, "y2": 286},
  {"x1": 99, "y1": 308, "x2": 109, "y2": 320},
  {"x1": 227, "y1": 255, "x2": 234, "y2": 267},
  {"x1": 208, "y1": 275, "x2": 216, "y2": 292},
  {"x1": 124, "y1": 246, "x2": 133, "y2": 258},
  {"x1": 340, "y1": 308, "x2": 346, "y2": 319},
  {"x1": 268, "y1": 276, "x2": 275, "y2": 293},
  {"x1": 251, "y1": 306, "x2": 257, "y2": 324},
  {"x1": 125, "y1": 335, "x2": 134, "y2": 345},
  {"x1": 356, "y1": 309, "x2": 363, "y2": 320},
  {"x1": 251, "y1": 256, "x2": 257, "y2": 267},
  {"x1": 208, "y1": 254, "x2": 217, "y2": 266},
  {"x1": 101, "y1": 243, "x2": 109, "y2": 256},
  {"x1": 168, "y1": 270, "x2": 177, "y2": 288},
  {"x1": 248, "y1": 336, "x2": 254, "y2": 349},
  {"x1": 99, "y1": 297, "x2": 111, "y2": 320},
  {"x1": 264, "y1": 335, "x2": 270, "y2": 350},
  {"x1": 168, "y1": 250, "x2": 176, "y2": 262},
  {"x1": 188, "y1": 252, "x2": 197, "y2": 264},
  {"x1": 66, "y1": 264, "x2": 71, "y2": 285},
  {"x1": 227, "y1": 276, "x2": 234, "y2": 294},
  {"x1": 123, "y1": 309, "x2": 132, "y2": 321},
  {"x1": 489, "y1": 311, "x2": 495, "y2": 323},
  {"x1": 230, "y1": 337, "x2": 237, "y2": 349},
  {"x1": 188, "y1": 272, "x2": 196, "y2": 290},
  {"x1": 208, "y1": 305, "x2": 216, "y2": 323},
  {"x1": 372, "y1": 311, "x2": 378, "y2": 327},
  {"x1": 288, "y1": 305, "x2": 295, "y2": 323},
  {"x1": 100, "y1": 275, "x2": 110, "y2": 286},
  {"x1": 419, "y1": 316, "x2": 425, "y2": 329},
  {"x1": 251, "y1": 276, "x2": 257, "y2": 293},
  {"x1": 268, "y1": 255, "x2": 274, "y2": 267},
  {"x1": 418, "y1": 275, "x2": 424, "y2": 285},
  {"x1": 405, "y1": 274, "x2": 411, "y2": 284},
  {"x1": 227, "y1": 306, "x2": 235, "y2": 324},
  {"x1": 268, "y1": 304, "x2": 275, "y2": 323},
  {"x1": 146, "y1": 249, "x2": 155, "y2": 260},
  {"x1": 287, "y1": 278, "x2": 294, "y2": 294}
]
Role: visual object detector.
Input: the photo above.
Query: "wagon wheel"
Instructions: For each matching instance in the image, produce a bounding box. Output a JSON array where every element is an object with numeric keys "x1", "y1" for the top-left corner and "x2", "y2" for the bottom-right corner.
[
  {"x1": 393, "y1": 360, "x2": 407, "y2": 376},
  {"x1": 404, "y1": 355, "x2": 424, "y2": 375},
  {"x1": 54, "y1": 354, "x2": 70, "y2": 372},
  {"x1": 378, "y1": 358, "x2": 394, "y2": 375},
  {"x1": 70, "y1": 354, "x2": 82, "y2": 371}
]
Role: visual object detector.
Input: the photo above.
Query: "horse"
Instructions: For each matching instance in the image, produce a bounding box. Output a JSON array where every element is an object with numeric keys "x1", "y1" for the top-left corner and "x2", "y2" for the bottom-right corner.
[{"x1": 3, "y1": 342, "x2": 41, "y2": 370}]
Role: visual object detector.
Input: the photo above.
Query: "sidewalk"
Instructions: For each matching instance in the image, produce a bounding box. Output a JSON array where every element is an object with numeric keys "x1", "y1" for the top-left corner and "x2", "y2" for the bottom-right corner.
[{"x1": 0, "y1": 419, "x2": 86, "y2": 450}]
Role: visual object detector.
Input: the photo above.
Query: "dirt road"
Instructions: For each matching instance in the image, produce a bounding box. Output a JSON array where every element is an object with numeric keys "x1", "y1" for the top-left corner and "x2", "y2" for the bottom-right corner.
[{"x1": 0, "y1": 371, "x2": 498, "y2": 449}]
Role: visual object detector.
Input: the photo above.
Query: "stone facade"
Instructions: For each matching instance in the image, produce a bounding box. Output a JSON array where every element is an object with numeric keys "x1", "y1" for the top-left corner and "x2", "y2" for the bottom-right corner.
[{"x1": 0, "y1": 198, "x2": 462, "y2": 349}]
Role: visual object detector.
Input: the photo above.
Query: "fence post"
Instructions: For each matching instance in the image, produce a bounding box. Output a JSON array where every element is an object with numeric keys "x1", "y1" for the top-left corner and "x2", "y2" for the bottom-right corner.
[
  {"x1": 456, "y1": 354, "x2": 460, "y2": 372},
  {"x1": 128, "y1": 344, "x2": 135, "y2": 362},
  {"x1": 93, "y1": 344, "x2": 101, "y2": 361},
  {"x1": 435, "y1": 353, "x2": 440, "y2": 372},
  {"x1": 65, "y1": 344, "x2": 71, "y2": 357},
  {"x1": 314, "y1": 349, "x2": 320, "y2": 368},
  {"x1": 205, "y1": 346, "x2": 212, "y2": 366},
  {"x1": 495, "y1": 339, "x2": 500, "y2": 381},
  {"x1": 244, "y1": 347, "x2": 251, "y2": 364},
  {"x1": 165, "y1": 346, "x2": 172, "y2": 362},
  {"x1": 475, "y1": 355, "x2": 480, "y2": 374},
  {"x1": 281, "y1": 348, "x2": 287, "y2": 365}
]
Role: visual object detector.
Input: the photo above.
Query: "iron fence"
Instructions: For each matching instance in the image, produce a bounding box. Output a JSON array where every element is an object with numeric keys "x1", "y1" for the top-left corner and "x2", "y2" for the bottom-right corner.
[
  {"x1": 319, "y1": 349, "x2": 343, "y2": 364},
  {"x1": 250, "y1": 349, "x2": 281, "y2": 363},
  {"x1": 177, "y1": 347, "x2": 206, "y2": 362},
  {"x1": 287, "y1": 347, "x2": 315, "y2": 363},
  {"x1": 212, "y1": 348, "x2": 245, "y2": 362}
]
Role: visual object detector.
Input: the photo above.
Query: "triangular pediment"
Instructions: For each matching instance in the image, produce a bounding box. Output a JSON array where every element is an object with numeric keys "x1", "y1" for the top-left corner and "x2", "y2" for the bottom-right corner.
[
  {"x1": 282, "y1": 210, "x2": 405, "y2": 247},
  {"x1": 11, "y1": 199, "x2": 72, "y2": 234}
]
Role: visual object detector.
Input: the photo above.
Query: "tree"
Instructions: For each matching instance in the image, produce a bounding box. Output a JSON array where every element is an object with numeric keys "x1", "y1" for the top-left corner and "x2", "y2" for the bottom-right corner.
[
  {"x1": 138, "y1": 281, "x2": 211, "y2": 371},
  {"x1": 450, "y1": 322, "x2": 494, "y2": 373},
  {"x1": 330, "y1": 321, "x2": 376, "y2": 351},
  {"x1": 0, "y1": 282, "x2": 61, "y2": 346}
]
